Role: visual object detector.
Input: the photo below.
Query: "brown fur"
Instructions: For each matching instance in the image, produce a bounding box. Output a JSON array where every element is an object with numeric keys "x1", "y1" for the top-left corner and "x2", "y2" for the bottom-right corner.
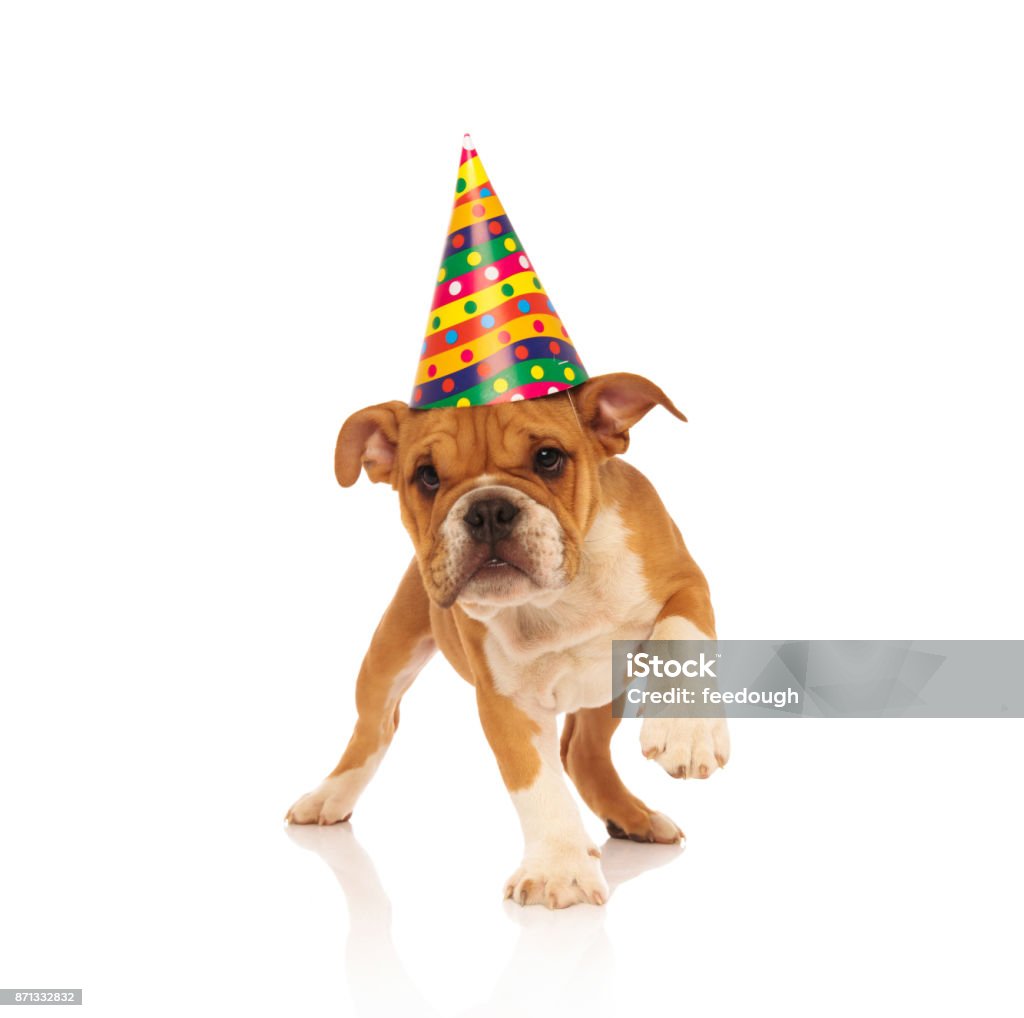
[{"x1": 326, "y1": 559, "x2": 434, "y2": 777}]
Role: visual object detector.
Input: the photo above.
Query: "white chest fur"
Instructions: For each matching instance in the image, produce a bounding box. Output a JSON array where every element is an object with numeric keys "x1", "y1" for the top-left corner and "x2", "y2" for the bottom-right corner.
[{"x1": 476, "y1": 507, "x2": 659, "y2": 717}]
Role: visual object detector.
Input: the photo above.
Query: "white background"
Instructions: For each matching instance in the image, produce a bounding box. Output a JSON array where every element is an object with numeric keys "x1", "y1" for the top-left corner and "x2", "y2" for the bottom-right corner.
[{"x1": 1, "y1": 2, "x2": 1022, "y2": 1015}]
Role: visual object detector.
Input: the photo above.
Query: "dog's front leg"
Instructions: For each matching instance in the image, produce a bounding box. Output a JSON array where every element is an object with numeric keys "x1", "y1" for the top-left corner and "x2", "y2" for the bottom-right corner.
[
  {"x1": 287, "y1": 560, "x2": 435, "y2": 825},
  {"x1": 639, "y1": 598, "x2": 731, "y2": 779},
  {"x1": 475, "y1": 677, "x2": 608, "y2": 909}
]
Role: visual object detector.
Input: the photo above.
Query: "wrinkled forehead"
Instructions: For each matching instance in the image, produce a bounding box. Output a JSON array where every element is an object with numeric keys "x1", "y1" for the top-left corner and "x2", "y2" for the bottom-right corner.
[{"x1": 400, "y1": 394, "x2": 583, "y2": 472}]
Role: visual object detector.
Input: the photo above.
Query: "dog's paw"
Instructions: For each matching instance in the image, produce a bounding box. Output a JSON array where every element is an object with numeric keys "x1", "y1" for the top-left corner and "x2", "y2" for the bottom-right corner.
[
  {"x1": 285, "y1": 777, "x2": 356, "y2": 826},
  {"x1": 640, "y1": 717, "x2": 730, "y2": 779},
  {"x1": 504, "y1": 845, "x2": 609, "y2": 909},
  {"x1": 605, "y1": 809, "x2": 684, "y2": 844}
]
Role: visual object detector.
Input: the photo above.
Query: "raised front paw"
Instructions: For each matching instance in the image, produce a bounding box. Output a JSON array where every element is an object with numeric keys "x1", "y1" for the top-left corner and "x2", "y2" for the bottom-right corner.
[
  {"x1": 640, "y1": 717, "x2": 730, "y2": 779},
  {"x1": 285, "y1": 777, "x2": 356, "y2": 826},
  {"x1": 504, "y1": 844, "x2": 609, "y2": 909}
]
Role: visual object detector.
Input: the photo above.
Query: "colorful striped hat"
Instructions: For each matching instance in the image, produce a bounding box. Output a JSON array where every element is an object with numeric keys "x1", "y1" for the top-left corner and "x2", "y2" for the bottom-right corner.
[{"x1": 410, "y1": 135, "x2": 589, "y2": 409}]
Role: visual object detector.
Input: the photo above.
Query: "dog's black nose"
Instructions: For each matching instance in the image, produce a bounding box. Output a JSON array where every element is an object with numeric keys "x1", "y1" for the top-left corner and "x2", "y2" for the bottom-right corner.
[{"x1": 464, "y1": 498, "x2": 519, "y2": 544}]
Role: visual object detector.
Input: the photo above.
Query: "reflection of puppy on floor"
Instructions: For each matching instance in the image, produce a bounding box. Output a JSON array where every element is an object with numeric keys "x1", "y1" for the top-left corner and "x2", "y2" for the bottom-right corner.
[
  {"x1": 286, "y1": 136, "x2": 727, "y2": 908},
  {"x1": 286, "y1": 824, "x2": 680, "y2": 1018}
]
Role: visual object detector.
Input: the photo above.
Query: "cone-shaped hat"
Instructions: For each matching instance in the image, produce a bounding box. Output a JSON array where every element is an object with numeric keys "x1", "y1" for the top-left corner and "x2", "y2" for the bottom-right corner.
[{"x1": 410, "y1": 135, "x2": 589, "y2": 409}]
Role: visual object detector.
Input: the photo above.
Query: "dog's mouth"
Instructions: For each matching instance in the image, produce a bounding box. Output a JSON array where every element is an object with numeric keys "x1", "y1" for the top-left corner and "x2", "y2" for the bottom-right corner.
[
  {"x1": 473, "y1": 554, "x2": 526, "y2": 576},
  {"x1": 453, "y1": 544, "x2": 538, "y2": 605}
]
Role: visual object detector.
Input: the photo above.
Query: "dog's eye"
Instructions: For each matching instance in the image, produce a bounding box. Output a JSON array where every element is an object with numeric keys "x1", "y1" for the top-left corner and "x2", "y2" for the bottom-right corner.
[
  {"x1": 534, "y1": 448, "x2": 565, "y2": 476},
  {"x1": 416, "y1": 464, "x2": 440, "y2": 493}
]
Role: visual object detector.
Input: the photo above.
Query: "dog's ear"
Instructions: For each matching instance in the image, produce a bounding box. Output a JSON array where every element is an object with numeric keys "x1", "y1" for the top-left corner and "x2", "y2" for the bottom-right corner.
[
  {"x1": 334, "y1": 401, "x2": 408, "y2": 488},
  {"x1": 574, "y1": 373, "x2": 686, "y2": 457}
]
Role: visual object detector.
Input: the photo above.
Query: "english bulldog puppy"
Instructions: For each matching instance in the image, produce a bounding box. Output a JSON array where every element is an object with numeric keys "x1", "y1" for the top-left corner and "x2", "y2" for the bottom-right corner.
[{"x1": 287, "y1": 373, "x2": 728, "y2": 908}]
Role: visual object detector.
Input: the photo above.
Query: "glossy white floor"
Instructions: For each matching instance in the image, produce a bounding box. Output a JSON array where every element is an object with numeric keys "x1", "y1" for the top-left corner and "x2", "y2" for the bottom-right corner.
[{"x1": 2, "y1": 674, "x2": 1020, "y2": 1016}]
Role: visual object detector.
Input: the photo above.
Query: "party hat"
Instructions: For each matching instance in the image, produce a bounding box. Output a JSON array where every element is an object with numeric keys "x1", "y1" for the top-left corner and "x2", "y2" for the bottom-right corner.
[{"x1": 410, "y1": 135, "x2": 588, "y2": 409}]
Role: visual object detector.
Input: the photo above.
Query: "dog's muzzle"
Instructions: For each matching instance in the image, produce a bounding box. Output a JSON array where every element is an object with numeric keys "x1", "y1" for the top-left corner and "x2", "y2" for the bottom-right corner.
[{"x1": 428, "y1": 483, "x2": 569, "y2": 607}]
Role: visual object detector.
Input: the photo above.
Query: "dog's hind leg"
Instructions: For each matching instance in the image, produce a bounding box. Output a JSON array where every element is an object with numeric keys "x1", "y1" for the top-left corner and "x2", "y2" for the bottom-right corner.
[
  {"x1": 561, "y1": 707, "x2": 684, "y2": 844},
  {"x1": 286, "y1": 559, "x2": 435, "y2": 825}
]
